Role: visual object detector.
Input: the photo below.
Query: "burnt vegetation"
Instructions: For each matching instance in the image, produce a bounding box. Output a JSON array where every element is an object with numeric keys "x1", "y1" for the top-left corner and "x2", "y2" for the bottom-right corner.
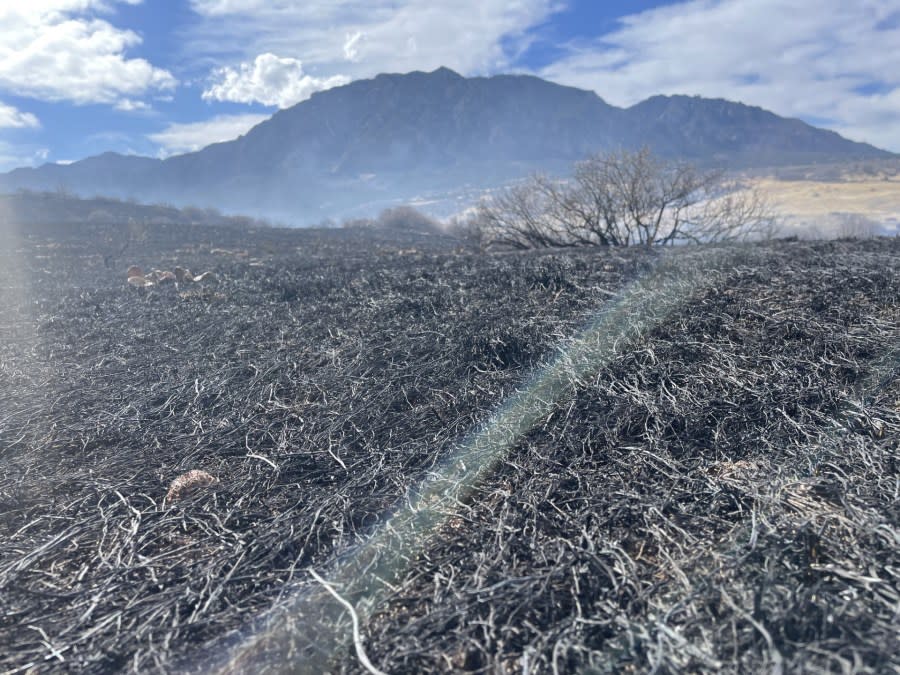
[
  {"x1": 0, "y1": 220, "x2": 898, "y2": 673},
  {"x1": 1, "y1": 190, "x2": 271, "y2": 229}
]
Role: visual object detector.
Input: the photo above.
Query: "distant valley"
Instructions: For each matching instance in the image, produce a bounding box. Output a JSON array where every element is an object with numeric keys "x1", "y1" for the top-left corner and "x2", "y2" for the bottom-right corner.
[{"x1": 0, "y1": 68, "x2": 894, "y2": 225}]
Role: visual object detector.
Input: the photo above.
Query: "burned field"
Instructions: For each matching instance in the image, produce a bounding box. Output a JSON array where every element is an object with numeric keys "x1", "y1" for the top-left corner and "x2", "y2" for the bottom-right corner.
[{"x1": 1, "y1": 221, "x2": 898, "y2": 674}]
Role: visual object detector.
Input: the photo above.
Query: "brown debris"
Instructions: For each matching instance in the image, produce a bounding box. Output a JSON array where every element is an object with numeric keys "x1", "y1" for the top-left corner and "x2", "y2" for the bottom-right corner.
[
  {"x1": 174, "y1": 266, "x2": 194, "y2": 283},
  {"x1": 126, "y1": 275, "x2": 153, "y2": 287},
  {"x1": 126, "y1": 265, "x2": 215, "y2": 288},
  {"x1": 193, "y1": 270, "x2": 218, "y2": 284},
  {"x1": 164, "y1": 469, "x2": 218, "y2": 506},
  {"x1": 155, "y1": 270, "x2": 177, "y2": 284}
]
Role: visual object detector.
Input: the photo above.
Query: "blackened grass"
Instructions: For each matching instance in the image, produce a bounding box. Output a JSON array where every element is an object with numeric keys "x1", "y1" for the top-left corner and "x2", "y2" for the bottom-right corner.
[{"x1": 0, "y1": 222, "x2": 898, "y2": 674}]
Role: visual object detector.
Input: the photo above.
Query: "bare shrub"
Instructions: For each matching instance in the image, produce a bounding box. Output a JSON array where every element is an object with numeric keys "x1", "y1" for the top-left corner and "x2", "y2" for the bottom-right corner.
[
  {"x1": 342, "y1": 206, "x2": 441, "y2": 234},
  {"x1": 833, "y1": 212, "x2": 881, "y2": 239},
  {"x1": 445, "y1": 210, "x2": 491, "y2": 250},
  {"x1": 475, "y1": 148, "x2": 781, "y2": 248},
  {"x1": 376, "y1": 206, "x2": 442, "y2": 233},
  {"x1": 341, "y1": 216, "x2": 376, "y2": 229}
]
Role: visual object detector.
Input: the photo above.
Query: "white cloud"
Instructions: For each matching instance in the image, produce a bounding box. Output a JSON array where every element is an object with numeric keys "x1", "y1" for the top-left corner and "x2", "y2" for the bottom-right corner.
[
  {"x1": 148, "y1": 113, "x2": 269, "y2": 156},
  {"x1": 190, "y1": 1, "x2": 364, "y2": 19},
  {"x1": 343, "y1": 31, "x2": 363, "y2": 62},
  {"x1": 186, "y1": 0, "x2": 561, "y2": 78},
  {"x1": 12, "y1": 0, "x2": 143, "y2": 13},
  {"x1": 202, "y1": 53, "x2": 349, "y2": 108},
  {"x1": 0, "y1": 141, "x2": 51, "y2": 172},
  {"x1": 0, "y1": 102, "x2": 40, "y2": 129},
  {"x1": 0, "y1": 1, "x2": 176, "y2": 106},
  {"x1": 188, "y1": 0, "x2": 264, "y2": 14},
  {"x1": 539, "y1": 0, "x2": 900, "y2": 151},
  {"x1": 114, "y1": 98, "x2": 152, "y2": 112}
]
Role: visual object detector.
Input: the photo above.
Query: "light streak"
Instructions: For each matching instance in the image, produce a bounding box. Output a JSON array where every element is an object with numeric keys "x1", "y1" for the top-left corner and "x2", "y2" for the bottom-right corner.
[{"x1": 192, "y1": 246, "x2": 737, "y2": 674}]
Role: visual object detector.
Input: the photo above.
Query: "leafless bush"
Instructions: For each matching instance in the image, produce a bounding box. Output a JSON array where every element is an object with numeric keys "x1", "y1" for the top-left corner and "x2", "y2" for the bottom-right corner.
[
  {"x1": 833, "y1": 212, "x2": 882, "y2": 239},
  {"x1": 341, "y1": 216, "x2": 376, "y2": 229},
  {"x1": 445, "y1": 211, "x2": 491, "y2": 250},
  {"x1": 342, "y1": 206, "x2": 441, "y2": 234},
  {"x1": 475, "y1": 148, "x2": 781, "y2": 248},
  {"x1": 376, "y1": 206, "x2": 442, "y2": 233}
]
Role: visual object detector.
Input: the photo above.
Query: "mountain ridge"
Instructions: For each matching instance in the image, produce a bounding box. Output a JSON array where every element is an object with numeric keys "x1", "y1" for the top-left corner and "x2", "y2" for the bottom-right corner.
[{"x1": 1, "y1": 68, "x2": 893, "y2": 224}]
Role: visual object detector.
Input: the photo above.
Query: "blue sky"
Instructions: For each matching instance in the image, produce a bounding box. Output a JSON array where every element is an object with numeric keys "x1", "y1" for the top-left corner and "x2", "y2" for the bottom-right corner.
[{"x1": 1, "y1": 0, "x2": 898, "y2": 172}]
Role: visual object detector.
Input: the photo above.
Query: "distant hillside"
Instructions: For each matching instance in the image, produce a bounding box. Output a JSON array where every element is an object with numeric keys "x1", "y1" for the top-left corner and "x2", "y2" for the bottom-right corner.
[
  {"x1": 0, "y1": 190, "x2": 269, "y2": 228},
  {"x1": 625, "y1": 95, "x2": 885, "y2": 166},
  {"x1": 0, "y1": 68, "x2": 893, "y2": 224}
]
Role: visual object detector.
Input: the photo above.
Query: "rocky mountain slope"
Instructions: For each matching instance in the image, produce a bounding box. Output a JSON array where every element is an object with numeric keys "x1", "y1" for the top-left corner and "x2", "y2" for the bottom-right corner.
[{"x1": 1, "y1": 68, "x2": 892, "y2": 223}]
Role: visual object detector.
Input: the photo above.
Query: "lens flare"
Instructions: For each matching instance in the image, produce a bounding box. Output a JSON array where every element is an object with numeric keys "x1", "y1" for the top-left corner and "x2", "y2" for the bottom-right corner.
[{"x1": 191, "y1": 246, "x2": 738, "y2": 674}]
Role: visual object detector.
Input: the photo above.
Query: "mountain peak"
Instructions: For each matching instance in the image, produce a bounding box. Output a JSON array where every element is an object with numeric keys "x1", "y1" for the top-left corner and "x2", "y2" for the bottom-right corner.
[
  {"x1": 372, "y1": 66, "x2": 464, "y2": 84},
  {"x1": 430, "y1": 66, "x2": 463, "y2": 78}
]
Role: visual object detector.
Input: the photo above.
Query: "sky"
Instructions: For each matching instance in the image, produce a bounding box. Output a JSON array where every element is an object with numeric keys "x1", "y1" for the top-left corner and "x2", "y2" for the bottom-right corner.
[{"x1": 0, "y1": 0, "x2": 898, "y2": 172}]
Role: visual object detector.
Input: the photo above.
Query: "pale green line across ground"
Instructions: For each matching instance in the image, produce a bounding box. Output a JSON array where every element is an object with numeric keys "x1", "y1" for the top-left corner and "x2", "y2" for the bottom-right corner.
[{"x1": 195, "y1": 246, "x2": 739, "y2": 674}]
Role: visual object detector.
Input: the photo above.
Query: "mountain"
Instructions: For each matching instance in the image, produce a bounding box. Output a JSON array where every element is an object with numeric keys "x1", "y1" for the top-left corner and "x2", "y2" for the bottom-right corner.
[
  {"x1": 625, "y1": 95, "x2": 883, "y2": 166},
  {"x1": 1, "y1": 68, "x2": 893, "y2": 224}
]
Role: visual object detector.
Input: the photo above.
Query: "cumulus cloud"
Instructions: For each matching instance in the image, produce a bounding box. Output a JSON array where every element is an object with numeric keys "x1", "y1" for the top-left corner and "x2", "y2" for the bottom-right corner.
[
  {"x1": 0, "y1": 1, "x2": 175, "y2": 106},
  {"x1": 0, "y1": 102, "x2": 40, "y2": 129},
  {"x1": 202, "y1": 53, "x2": 349, "y2": 108},
  {"x1": 148, "y1": 113, "x2": 269, "y2": 156},
  {"x1": 539, "y1": 0, "x2": 900, "y2": 151}
]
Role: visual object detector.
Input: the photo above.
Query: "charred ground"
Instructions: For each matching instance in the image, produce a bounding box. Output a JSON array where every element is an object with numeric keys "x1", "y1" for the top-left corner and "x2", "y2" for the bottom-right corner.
[{"x1": 0, "y1": 222, "x2": 898, "y2": 673}]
